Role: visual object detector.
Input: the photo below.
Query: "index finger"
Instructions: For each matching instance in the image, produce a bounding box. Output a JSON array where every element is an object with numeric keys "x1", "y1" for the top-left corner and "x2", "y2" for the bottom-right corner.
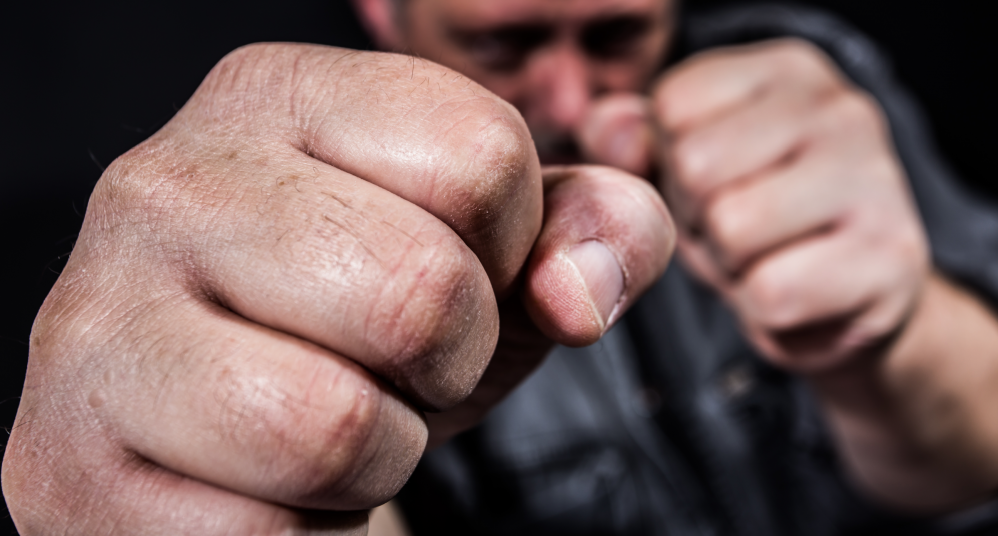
[
  {"x1": 151, "y1": 44, "x2": 544, "y2": 409},
  {"x1": 185, "y1": 44, "x2": 543, "y2": 296}
]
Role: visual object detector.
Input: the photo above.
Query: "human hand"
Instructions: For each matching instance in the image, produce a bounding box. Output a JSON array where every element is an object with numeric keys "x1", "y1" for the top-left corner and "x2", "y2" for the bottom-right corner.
[
  {"x1": 2, "y1": 44, "x2": 674, "y2": 534},
  {"x1": 581, "y1": 39, "x2": 929, "y2": 373}
]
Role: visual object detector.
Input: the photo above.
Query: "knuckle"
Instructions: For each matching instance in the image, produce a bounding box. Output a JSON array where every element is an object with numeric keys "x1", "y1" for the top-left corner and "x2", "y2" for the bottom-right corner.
[
  {"x1": 439, "y1": 98, "x2": 537, "y2": 236},
  {"x1": 744, "y1": 267, "x2": 798, "y2": 329},
  {"x1": 202, "y1": 43, "x2": 286, "y2": 100},
  {"x1": 245, "y1": 370, "x2": 387, "y2": 504},
  {"x1": 767, "y1": 38, "x2": 845, "y2": 93},
  {"x1": 304, "y1": 387, "x2": 383, "y2": 497},
  {"x1": 668, "y1": 138, "x2": 710, "y2": 196},
  {"x1": 704, "y1": 194, "x2": 754, "y2": 254},
  {"x1": 85, "y1": 147, "x2": 190, "y2": 261},
  {"x1": 363, "y1": 232, "x2": 498, "y2": 409},
  {"x1": 828, "y1": 91, "x2": 885, "y2": 135},
  {"x1": 880, "y1": 212, "x2": 929, "y2": 269},
  {"x1": 771, "y1": 39, "x2": 826, "y2": 76},
  {"x1": 91, "y1": 151, "x2": 147, "y2": 211},
  {"x1": 94, "y1": 147, "x2": 167, "y2": 213},
  {"x1": 652, "y1": 75, "x2": 685, "y2": 127},
  {"x1": 190, "y1": 43, "x2": 316, "y2": 130},
  {"x1": 378, "y1": 239, "x2": 494, "y2": 407},
  {"x1": 394, "y1": 260, "x2": 467, "y2": 361}
]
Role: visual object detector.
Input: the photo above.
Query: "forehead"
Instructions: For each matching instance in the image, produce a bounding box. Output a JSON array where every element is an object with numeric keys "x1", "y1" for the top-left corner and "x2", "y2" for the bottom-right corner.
[{"x1": 413, "y1": 0, "x2": 670, "y2": 28}]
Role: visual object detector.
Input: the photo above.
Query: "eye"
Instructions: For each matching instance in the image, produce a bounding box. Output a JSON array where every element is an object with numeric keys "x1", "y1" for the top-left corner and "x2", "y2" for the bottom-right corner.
[
  {"x1": 454, "y1": 26, "x2": 552, "y2": 72},
  {"x1": 582, "y1": 16, "x2": 652, "y2": 59}
]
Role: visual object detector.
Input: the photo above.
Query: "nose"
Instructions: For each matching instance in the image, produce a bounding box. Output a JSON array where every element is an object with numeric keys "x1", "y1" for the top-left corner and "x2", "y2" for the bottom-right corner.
[{"x1": 527, "y1": 43, "x2": 592, "y2": 133}]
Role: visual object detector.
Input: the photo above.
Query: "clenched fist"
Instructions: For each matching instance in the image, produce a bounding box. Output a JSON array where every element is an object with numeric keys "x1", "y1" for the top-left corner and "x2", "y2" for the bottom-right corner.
[
  {"x1": 2, "y1": 44, "x2": 674, "y2": 534},
  {"x1": 581, "y1": 38, "x2": 998, "y2": 511},
  {"x1": 583, "y1": 38, "x2": 928, "y2": 372}
]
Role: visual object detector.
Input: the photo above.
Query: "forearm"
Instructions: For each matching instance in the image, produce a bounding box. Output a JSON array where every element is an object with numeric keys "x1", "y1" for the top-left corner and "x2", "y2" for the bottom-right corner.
[{"x1": 810, "y1": 272, "x2": 998, "y2": 512}]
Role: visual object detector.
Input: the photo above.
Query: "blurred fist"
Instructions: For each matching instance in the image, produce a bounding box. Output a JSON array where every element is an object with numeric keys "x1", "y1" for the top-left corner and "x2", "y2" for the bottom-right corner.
[
  {"x1": 2, "y1": 44, "x2": 674, "y2": 534},
  {"x1": 581, "y1": 39, "x2": 929, "y2": 373}
]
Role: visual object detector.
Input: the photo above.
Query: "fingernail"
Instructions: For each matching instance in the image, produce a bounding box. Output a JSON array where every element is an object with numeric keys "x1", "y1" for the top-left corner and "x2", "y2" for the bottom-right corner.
[{"x1": 566, "y1": 240, "x2": 625, "y2": 331}]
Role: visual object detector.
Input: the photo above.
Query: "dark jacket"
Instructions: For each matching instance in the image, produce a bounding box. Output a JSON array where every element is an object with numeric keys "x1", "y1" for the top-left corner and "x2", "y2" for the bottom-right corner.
[{"x1": 396, "y1": 5, "x2": 998, "y2": 535}]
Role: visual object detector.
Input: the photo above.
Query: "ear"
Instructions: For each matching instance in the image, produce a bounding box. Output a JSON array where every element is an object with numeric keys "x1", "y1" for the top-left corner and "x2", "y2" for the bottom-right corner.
[{"x1": 351, "y1": 0, "x2": 405, "y2": 51}]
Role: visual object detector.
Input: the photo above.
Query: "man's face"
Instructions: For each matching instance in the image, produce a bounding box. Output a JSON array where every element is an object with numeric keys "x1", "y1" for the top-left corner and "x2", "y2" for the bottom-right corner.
[{"x1": 397, "y1": 0, "x2": 675, "y2": 163}]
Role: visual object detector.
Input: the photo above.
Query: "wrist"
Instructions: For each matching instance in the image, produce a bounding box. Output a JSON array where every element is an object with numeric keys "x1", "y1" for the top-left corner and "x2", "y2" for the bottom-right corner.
[{"x1": 806, "y1": 272, "x2": 998, "y2": 512}]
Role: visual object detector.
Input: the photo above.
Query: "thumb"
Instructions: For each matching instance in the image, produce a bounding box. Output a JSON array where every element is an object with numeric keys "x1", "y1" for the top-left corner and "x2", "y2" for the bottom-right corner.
[
  {"x1": 577, "y1": 93, "x2": 657, "y2": 178},
  {"x1": 524, "y1": 165, "x2": 676, "y2": 346},
  {"x1": 424, "y1": 165, "x2": 674, "y2": 448}
]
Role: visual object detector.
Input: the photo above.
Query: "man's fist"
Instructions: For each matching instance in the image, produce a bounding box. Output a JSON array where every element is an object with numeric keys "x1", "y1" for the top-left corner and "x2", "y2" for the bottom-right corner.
[
  {"x1": 582, "y1": 39, "x2": 929, "y2": 373},
  {"x1": 2, "y1": 44, "x2": 674, "y2": 534}
]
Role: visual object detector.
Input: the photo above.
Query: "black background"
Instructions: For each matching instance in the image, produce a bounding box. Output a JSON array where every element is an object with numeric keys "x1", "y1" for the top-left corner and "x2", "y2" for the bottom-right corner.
[{"x1": 1, "y1": 0, "x2": 994, "y2": 532}]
